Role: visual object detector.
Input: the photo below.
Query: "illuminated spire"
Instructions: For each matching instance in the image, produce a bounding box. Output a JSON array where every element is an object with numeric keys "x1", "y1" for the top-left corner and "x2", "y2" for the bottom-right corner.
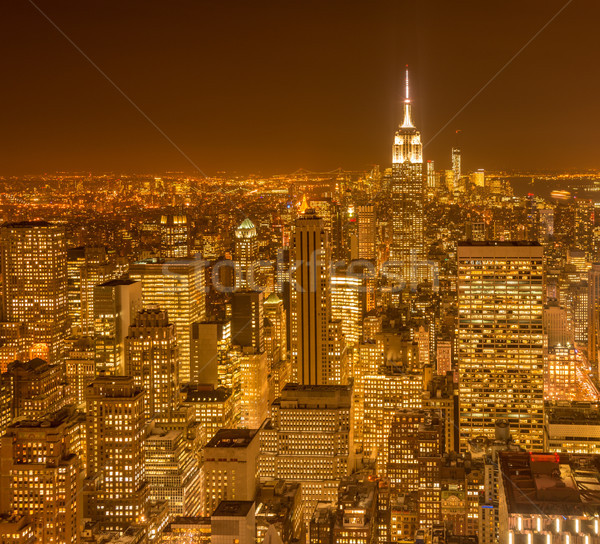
[
  {"x1": 401, "y1": 65, "x2": 414, "y2": 129},
  {"x1": 299, "y1": 194, "x2": 309, "y2": 214}
]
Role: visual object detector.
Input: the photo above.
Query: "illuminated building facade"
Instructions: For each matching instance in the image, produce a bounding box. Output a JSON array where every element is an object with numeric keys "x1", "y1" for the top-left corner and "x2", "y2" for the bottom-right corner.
[
  {"x1": 65, "y1": 336, "x2": 96, "y2": 407},
  {"x1": 0, "y1": 221, "x2": 68, "y2": 363},
  {"x1": 234, "y1": 218, "x2": 259, "y2": 290},
  {"x1": 589, "y1": 263, "x2": 600, "y2": 379},
  {"x1": 451, "y1": 147, "x2": 461, "y2": 191},
  {"x1": 544, "y1": 403, "x2": 600, "y2": 455},
  {"x1": 457, "y1": 242, "x2": 544, "y2": 451},
  {"x1": 184, "y1": 385, "x2": 234, "y2": 445},
  {"x1": 129, "y1": 257, "x2": 206, "y2": 382},
  {"x1": 94, "y1": 278, "x2": 142, "y2": 375},
  {"x1": 331, "y1": 271, "x2": 363, "y2": 347},
  {"x1": 357, "y1": 205, "x2": 376, "y2": 261},
  {"x1": 544, "y1": 346, "x2": 579, "y2": 400},
  {"x1": 262, "y1": 384, "x2": 354, "y2": 528},
  {"x1": 5, "y1": 358, "x2": 66, "y2": 420},
  {"x1": 125, "y1": 308, "x2": 179, "y2": 419},
  {"x1": 0, "y1": 414, "x2": 82, "y2": 543},
  {"x1": 86, "y1": 376, "x2": 148, "y2": 531},
  {"x1": 290, "y1": 210, "x2": 332, "y2": 385},
  {"x1": 145, "y1": 427, "x2": 202, "y2": 517},
  {"x1": 390, "y1": 69, "x2": 425, "y2": 286},
  {"x1": 202, "y1": 429, "x2": 259, "y2": 516},
  {"x1": 160, "y1": 214, "x2": 189, "y2": 258},
  {"x1": 363, "y1": 365, "x2": 423, "y2": 473}
]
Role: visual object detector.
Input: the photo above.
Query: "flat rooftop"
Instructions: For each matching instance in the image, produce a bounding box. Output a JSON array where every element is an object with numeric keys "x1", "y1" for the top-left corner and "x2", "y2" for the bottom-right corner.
[
  {"x1": 205, "y1": 428, "x2": 258, "y2": 448},
  {"x1": 498, "y1": 452, "x2": 600, "y2": 516},
  {"x1": 458, "y1": 241, "x2": 541, "y2": 247},
  {"x1": 212, "y1": 500, "x2": 254, "y2": 517},
  {"x1": 98, "y1": 278, "x2": 138, "y2": 287}
]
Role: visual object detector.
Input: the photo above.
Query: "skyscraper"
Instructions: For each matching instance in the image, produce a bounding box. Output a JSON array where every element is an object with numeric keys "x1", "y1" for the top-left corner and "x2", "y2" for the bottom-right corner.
[
  {"x1": 160, "y1": 214, "x2": 189, "y2": 258},
  {"x1": 290, "y1": 210, "x2": 332, "y2": 385},
  {"x1": 86, "y1": 376, "x2": 148, "y2": 531},
  {"x1": 0, "y1": 412, "x2": 83, "y2": 543},
  {"x1": 94, "y1": 278, "x2": 142, "y2": 375},
  {"x1": 129, "y1": 257, "x2": 206, "y2": 382},
  {"x1": 0, "y1": 221, "x2": 68, "y2": 363},
  {"x1": 234, "y1": 218, "x2": 259, "y2": 290},
  {"x1": 231, "y1": 289, "x2": 264, "y2": 353},
  {"x1": 389, "y1": 69, "x2": 425, "y2": 286},
  {"x1": 451, "y1": 147, "x2": 461, "y2": 191},
  {"x1": 357, "y1": 204, "x2": 376, "y2": 261},
  {"x1": 125, "y1": 308, "x2": 179, "y2": 419},
  {"x1": 457, "y1": 241, "x2": 544, "y2": 451}
]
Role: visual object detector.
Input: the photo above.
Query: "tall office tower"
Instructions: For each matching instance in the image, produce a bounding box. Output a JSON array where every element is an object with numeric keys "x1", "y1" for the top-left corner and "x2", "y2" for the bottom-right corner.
[
  {"x1": 129, "y1": 257, "x2": 206, "y2": 382},
  {"x1": 327, "y1": 320, "x2": 349, "y2": 385},
  {"x1": 470, "y1": 169, "x2": 485, "y2": 188},
  {"x1": 145, "y1": 427, "x2": 202, "y2": 518},
  {"x1": 363, "y1": 364, "x2": 424, "y2": 474},
  {"x1": 457, "y1": 242, "x2": 544, "y2": 451},
  {"x1": 388, "y1": 410, "x2": 444, "y2": 526},
  {"x1": 5, "y1": 358, "x2": 66, "y2": 420},
  {"x1": 331, "y1": 270, "x2": 363, "y2": 348},
  {"x1": 263, "y1": 292, "x2": 287, "y2": 362},
  {"x1": 94, "y1": 278, "x2": 142, "y2": 375},
  {"x1": 451, "y1": 147, "x2": 461, "y2": 191},
  {"x1": 352, "y1": 339, "x2": 384, "y2": 448},
  {"x1": 203, "y1": 429, "x2": 260, "y2": 516},
  {"x1": 237, "y1": 349, "x2": 269, "y2": 428},
  {"x1": 160, "y1": 214, "x2": 189, "y2": 258},
  {"x1": 0, "y1": 414, "x2": 82, "y2": 543},
  {"x1": 544, "y1": 346, "x2": 579, "y2": 400},
  {"x1": 65, "y1": 336, "x2": 95, "y2": 407},
  {"x1": 426, "y1": 160, "x2": 436, "y2": 193},
  {"x1": 184, "y1": 384, "x2": 234, "y2": 444},
  {"x1": 67, "y1": 245, "x2": 108, "y2": 335},
  {"x1": 566, "y1": 281, "x2": 588, "y2": 345},
  {"x1": 261, "y1": 384, "x2": 354, "y2": 529},
  {"x1": 357, "y1": 205, "x2": 377, "y2": 261},
  {"x1": 290, "y1": 210, "x2": 332, "y2": 385},
  {"x1": 234, "y1": 218, "x2": 259, "y2": 290},
  {"x1": 543, "y1": 302, "x2": 572, "y2": 348},
  {"x1": 125, "y1": 308, "x2": 179, "y2": 419},
  {"x1": 424, "y1": 373, "x2": 458, "y2": 453},
  {"x1": 589, "y1": 263, "x2": 600, "y2": 379},
  {"x1": 190, "y1": 320, "x2": 230, "y2": 386},
  {"x1": 232, "y1": 290, "x2": 264, "y2": 353},
  {"x1": 574, "y1": 199, "x2": 595, "y2": 259},
  {"x1": 538, "y1": 208, "x2": 554, "y2": 242},
  {"x1": 390, "y1": 69, "x2": 425, "y2": 286},
  {"x1": 86, "y1": 376, "x2": 148, "y2": 531},
  {"x1": 0, "y1": 221, "x2": 68, "y2": 363}
]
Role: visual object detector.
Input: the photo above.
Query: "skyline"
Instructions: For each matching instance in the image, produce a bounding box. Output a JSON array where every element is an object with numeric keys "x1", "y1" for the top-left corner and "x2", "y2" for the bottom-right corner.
[{"x1": 1, "y1": 0, "x2": 599, "y2": 175}]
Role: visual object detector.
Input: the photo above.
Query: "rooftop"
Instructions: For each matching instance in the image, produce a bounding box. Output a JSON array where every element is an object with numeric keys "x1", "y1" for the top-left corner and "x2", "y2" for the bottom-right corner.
[
  {"x1": 212, "y1": 500, "x2": 254, "y2": 517},
  {"x1": 498, "y1": 452, "x2": 600, "y2": 516},
  {"x1": 98, "y1": 278, "x2": 138, "y2": 287},
  {"x1": 205, "y1": 428, "x2": 258, "y2": 448},
  {"x1": 458, "y1": 240, "x2": 542, "y2": 247},
  {"x1": 1, "y1": 220, "x2": 53, "y2": 228}
]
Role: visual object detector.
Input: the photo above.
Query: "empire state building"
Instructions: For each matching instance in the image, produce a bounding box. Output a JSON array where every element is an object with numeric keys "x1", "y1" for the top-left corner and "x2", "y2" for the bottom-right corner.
[{"x1": 389, "y1": 68, "x2": 425, "y2": 286}]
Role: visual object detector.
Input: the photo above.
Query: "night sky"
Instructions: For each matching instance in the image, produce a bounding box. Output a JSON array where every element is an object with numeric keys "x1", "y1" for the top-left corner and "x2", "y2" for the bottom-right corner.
[{"x1": 1, "y1": 0, "x2": 598, "y2": 175}]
